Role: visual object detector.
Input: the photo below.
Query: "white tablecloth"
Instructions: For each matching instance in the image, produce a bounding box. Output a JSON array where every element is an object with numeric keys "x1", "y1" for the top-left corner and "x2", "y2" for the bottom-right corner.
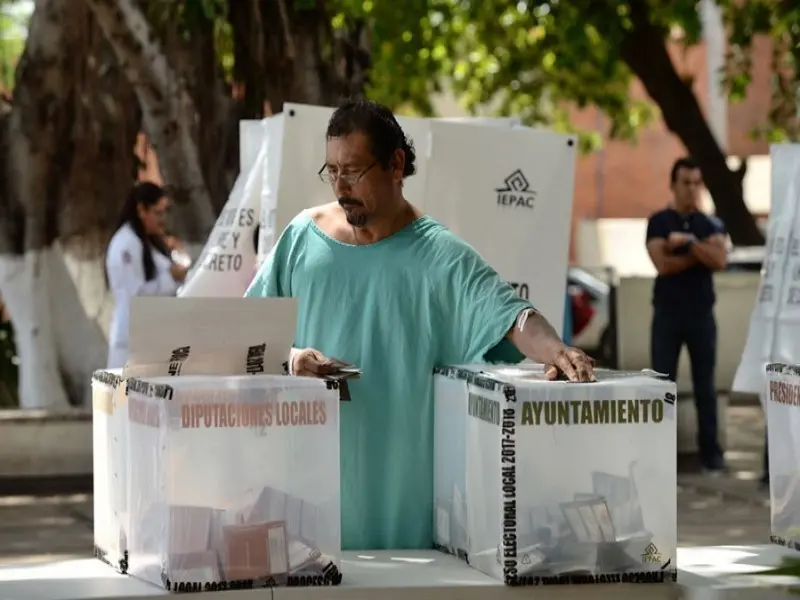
[{"x1": 1, "y1": 546, "x2": 799, "y2": 600}]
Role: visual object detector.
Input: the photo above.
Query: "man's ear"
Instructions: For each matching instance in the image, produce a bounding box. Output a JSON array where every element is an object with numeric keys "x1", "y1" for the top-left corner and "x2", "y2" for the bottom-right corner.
[{"x1": 392, "y1": 148, "x2": 406, "y2": 180}]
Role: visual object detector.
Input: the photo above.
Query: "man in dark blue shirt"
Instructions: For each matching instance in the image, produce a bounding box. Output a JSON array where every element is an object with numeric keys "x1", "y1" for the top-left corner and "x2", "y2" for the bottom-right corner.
[{"x1": 646, "y1": 157, "x2": 728, "y2": 474}]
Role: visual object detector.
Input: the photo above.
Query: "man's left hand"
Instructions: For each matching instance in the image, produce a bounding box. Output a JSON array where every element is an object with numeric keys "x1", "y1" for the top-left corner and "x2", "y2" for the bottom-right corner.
[
  {"x1": 667, "y1": 232, "x2": 695, "y2": 249},
  {"x1": 544, "y1": 346, "x2": 596, "y2": 382}
]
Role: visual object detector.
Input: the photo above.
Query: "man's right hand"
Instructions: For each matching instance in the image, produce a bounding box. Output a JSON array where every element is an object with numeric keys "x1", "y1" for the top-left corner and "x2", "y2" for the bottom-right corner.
[
  {"x1": 667, "y1": 231, "x2": 695, "y2": 250},
  {"x1": 292, "y1": 348, "x2": 349, "y2": 378}
]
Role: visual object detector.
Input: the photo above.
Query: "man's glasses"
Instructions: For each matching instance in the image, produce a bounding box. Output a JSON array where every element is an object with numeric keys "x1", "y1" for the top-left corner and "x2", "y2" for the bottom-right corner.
[{"x1": 318, "y1": 161, "x2": 378, "y2": 185}]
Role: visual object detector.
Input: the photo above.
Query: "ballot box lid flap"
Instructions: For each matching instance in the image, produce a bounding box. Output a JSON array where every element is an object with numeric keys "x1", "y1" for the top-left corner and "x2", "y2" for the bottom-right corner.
[
  {"x1": 125, "y1": 373, "x2": 334, "y2": 398},
  {"x1": 92, "y1": 369, "x2": 123, "y2": 387},
  {"x1": 768, "y1": 363, "x2": 800, "y2": 377},
  {"x1": 434, "y1": 364, "x2": 672, "y2": 389}
]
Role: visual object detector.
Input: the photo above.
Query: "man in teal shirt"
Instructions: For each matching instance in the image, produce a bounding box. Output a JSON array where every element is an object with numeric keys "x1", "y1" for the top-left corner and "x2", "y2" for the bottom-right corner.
[{"x1": 245, "y1": 99, "x2": 595, "y2": 550}]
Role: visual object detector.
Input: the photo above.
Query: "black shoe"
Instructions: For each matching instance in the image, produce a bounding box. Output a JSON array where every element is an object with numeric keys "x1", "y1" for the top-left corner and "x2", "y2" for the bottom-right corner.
[{"x1": 701, "y1": 461, "x2": 728, "y2": 477}]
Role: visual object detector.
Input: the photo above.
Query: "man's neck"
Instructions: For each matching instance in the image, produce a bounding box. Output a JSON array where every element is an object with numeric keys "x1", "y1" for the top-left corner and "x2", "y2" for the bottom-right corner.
[
  {"x1": 352, "y1": 199, "x2": 417, "y2": 245},
  {"x1": 672, "y1": 202, "x2": 696, "y2": 216}
]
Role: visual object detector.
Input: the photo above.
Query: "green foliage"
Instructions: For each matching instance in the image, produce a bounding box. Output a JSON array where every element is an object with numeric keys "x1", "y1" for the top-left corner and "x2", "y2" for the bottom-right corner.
[
  {"x1": 720, "y1": 0, "x2": 800, "y2": 141},
  {"x1": 329, "y1": 0, "x2": 711, "y2": 152},
  {"x1": 0, "y1": 0, "x2": 29, "y2": 92},
  {"x1": 752, "y1": 556, "x2": 800, "y2": 595},
  {"x1": 144, "y1": 0, "x2": 795, "y2": 153}
]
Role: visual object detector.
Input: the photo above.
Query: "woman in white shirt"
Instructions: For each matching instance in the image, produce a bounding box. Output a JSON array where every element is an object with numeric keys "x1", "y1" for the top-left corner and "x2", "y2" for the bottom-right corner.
[{"x1": 105, "y1": 183, "x2": 189, "y2": 369}]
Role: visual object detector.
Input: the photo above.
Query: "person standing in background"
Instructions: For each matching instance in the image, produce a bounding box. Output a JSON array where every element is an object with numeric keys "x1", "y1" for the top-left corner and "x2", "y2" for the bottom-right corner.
[
  {"x1": 645, "y1": 157, "x2": 728, "y2": 475},
  {"x1": 105, "y1": 183, "x2": 188, "y2": 369}
]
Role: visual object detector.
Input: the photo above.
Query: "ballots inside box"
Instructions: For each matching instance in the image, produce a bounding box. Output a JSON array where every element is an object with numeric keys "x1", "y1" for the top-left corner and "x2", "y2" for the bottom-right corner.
[{"x1": 223, "y1": 521, "x2": 290, "y2": 582}]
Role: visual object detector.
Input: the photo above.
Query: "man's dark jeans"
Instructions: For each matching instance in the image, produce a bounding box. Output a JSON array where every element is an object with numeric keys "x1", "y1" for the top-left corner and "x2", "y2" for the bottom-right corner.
[{"x1": 651, "y1": 308, "x2": 724, "y2": 469}]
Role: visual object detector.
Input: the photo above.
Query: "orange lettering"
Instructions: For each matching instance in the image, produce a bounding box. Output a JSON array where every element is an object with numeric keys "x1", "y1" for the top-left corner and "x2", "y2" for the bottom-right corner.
[{"x1": 315, "y1": 400, "x2": 327, "y2": 425}]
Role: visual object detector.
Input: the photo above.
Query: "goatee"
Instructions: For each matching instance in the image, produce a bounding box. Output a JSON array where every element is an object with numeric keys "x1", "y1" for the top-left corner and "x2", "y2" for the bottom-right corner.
[{"x1": 346, "y1": 213, "x2": 368, "y2": 228}]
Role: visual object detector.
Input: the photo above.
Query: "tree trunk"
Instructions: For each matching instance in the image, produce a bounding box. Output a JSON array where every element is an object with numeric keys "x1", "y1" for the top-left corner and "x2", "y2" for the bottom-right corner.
[
  {"x1": 620, "y1": 1, "x2": 764, "y2": 246},
  {"x1": 228, "y1": 0, "x2": 267, "y2": 120},
  {"x1": 85, "y1": 0, "x2": 217, "y2": 244},
  {"x1": 0, "y1": 0, "x2": 107, "y2": 409},
  {"x1": 158, "y1": 9, "x2": 237, "y2": 214},
  {"x1": 0, "y1": 247, "x2": 105, "y2": 409},
  {"x1": 260, "y1": 0, "x2": 348, "y2": 110},
  {"x1": 59, "y1": 2, "x2": 141, "y2": 257}
]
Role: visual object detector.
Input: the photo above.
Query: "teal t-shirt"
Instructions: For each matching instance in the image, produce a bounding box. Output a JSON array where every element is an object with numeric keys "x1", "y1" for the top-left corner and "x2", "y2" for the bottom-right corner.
[{"x1": 245, "y1": 211, "x2": 533, "y2": 550}]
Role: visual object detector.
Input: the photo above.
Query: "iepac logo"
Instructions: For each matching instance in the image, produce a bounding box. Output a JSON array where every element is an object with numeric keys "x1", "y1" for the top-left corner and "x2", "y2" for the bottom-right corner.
[{"x1": 496, "y1": 169, "x2": 536, "y2": 209}]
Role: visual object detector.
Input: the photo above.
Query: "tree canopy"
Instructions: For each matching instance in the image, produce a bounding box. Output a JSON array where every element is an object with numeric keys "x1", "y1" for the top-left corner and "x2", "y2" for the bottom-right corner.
[{"x1": 196, "y1": 0, "x2": 793, "y2": 244}]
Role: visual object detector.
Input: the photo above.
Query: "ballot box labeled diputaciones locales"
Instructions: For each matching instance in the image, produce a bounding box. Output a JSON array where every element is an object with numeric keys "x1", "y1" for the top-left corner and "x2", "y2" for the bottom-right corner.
[
  {"x1": 433, "y1": 364, "x2": 677, "y2": 586},
  {"x1": 125, "y1": 373, "x2": 341, "y2": 592},
  {"x1": 92, "y1": 297, "x2": 348, "y2": 592}
]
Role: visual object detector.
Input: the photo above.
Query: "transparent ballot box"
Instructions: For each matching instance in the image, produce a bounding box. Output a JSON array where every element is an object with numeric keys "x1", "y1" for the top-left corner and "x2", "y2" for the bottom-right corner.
[
  {"x1": 434, "y1": 364, "x2": 677, "y2": 586},
  {"x1": 125, "y1": 374, "x2": 341, "y2": 591},
  {"x1": 92, "y1": 369, "x2": 129, "y2": 573}
]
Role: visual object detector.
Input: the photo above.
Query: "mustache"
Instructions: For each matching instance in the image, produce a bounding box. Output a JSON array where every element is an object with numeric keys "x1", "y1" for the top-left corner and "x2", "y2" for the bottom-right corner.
[{"x1": 338, "y1": 197, "x2": 363, "y2": 208}]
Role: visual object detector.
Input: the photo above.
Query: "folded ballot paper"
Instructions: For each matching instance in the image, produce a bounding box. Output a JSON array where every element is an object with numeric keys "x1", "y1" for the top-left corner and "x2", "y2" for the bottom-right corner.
[
  {"x1": 434, "y1": 364, "x2": 677, "y2": 586},
  {"x1": 92, "y1": 298, "x2": 343, "y2": 591}
]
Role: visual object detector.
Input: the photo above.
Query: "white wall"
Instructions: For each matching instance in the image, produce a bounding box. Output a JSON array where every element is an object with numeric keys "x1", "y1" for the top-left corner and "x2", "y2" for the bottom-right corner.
[{"x1": 615, "y1": 272, "x2": 760, "y2": 393}]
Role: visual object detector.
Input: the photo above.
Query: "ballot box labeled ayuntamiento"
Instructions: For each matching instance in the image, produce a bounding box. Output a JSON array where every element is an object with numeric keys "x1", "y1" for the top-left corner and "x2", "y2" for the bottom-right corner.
[
  {"x1": 125, "y1": 374, "x2": 341, "y2": 592},
  {"x1": 433, "y1": 364, "x2": 677, "y2": 586}
]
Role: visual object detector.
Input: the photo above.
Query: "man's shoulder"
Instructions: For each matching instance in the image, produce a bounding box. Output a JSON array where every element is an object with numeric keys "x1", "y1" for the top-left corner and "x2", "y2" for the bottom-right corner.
[
  {"x1": 306, "y1": 202, "x2": 338, "y2": 222},
  {"x1": 648, "y1": 208, "x2": 674, "y2": 223},
  {"x1": 283, "y1": 208, "x2": 315, "y2": 235},
  {"x1": 415, "y1": 217, "x2": 468, "y2": 247},
  {"x1": 703, "y1": 213, "x2": 726, "y2": 233},
  {"x1": 413, "y1": 217, "x2": 484, "y2": 265}
]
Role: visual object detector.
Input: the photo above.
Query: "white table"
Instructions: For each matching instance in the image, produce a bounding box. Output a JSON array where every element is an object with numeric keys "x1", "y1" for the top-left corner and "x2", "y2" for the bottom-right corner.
[{"x1": 1, "y1": 547, "x2": 799, "y2": 600}]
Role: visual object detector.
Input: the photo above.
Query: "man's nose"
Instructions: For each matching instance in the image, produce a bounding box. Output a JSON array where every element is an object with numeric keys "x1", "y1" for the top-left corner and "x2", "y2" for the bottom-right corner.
[{"x1": 333, "y1": 178, "x2": 352, "y2": 196}]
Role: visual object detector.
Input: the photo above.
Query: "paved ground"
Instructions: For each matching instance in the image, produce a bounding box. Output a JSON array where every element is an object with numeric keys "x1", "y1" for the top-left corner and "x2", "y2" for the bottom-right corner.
[{"x1": 0, "y1": 406, "x2": 774, "y2": 566}]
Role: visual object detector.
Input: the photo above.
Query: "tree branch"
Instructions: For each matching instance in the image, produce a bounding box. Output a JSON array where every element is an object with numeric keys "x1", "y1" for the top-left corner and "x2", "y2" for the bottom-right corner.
[
  {"x1": 619, "y1": 0, "x2": 764, "y2": 245},
  {"x1": 85, "y1": 0, "x2": 217, "y2": 243},
  {"x1": 6, "y1": 0, "x2": 77, "y2": 253}
]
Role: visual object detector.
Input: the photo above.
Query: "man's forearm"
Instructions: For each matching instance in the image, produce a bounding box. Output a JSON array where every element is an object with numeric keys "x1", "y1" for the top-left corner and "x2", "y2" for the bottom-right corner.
[
  {"x1": 690, "y1": 241, "x2": 726, "y2": 270},
  {"x1": 657, "y1": 253, "x2": 697, "y2": 276},
  {"x1": 506, "y1": 309, "x2": 564, "y2": 364}
]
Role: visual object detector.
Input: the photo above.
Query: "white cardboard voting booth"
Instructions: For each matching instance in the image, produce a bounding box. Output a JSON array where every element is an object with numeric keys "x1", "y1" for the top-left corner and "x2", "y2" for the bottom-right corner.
[
  {"x1": 422, "y1": 120, "x2": 575, "y2": 331},
  {"x1": 181, "y1": 104, "x2": 575, "y2": 335},
  {"x1": 733, "y1": 144, "x2": 800, "y2": 396},
  {"x1": 433, "y1": 364, "x2": 677, "y2": 585},
  {"x1": 178, "y1": 122, "x2": 267, "y2": 298},
  {"x1": 765, "y1": 362, "x2": 800, "y2": 550}
]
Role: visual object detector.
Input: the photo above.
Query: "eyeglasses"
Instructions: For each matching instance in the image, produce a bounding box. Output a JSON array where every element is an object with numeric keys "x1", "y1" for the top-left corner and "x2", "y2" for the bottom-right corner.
[{"x1": 318, "y1": 161, "x2": 378, "y2": 185}]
